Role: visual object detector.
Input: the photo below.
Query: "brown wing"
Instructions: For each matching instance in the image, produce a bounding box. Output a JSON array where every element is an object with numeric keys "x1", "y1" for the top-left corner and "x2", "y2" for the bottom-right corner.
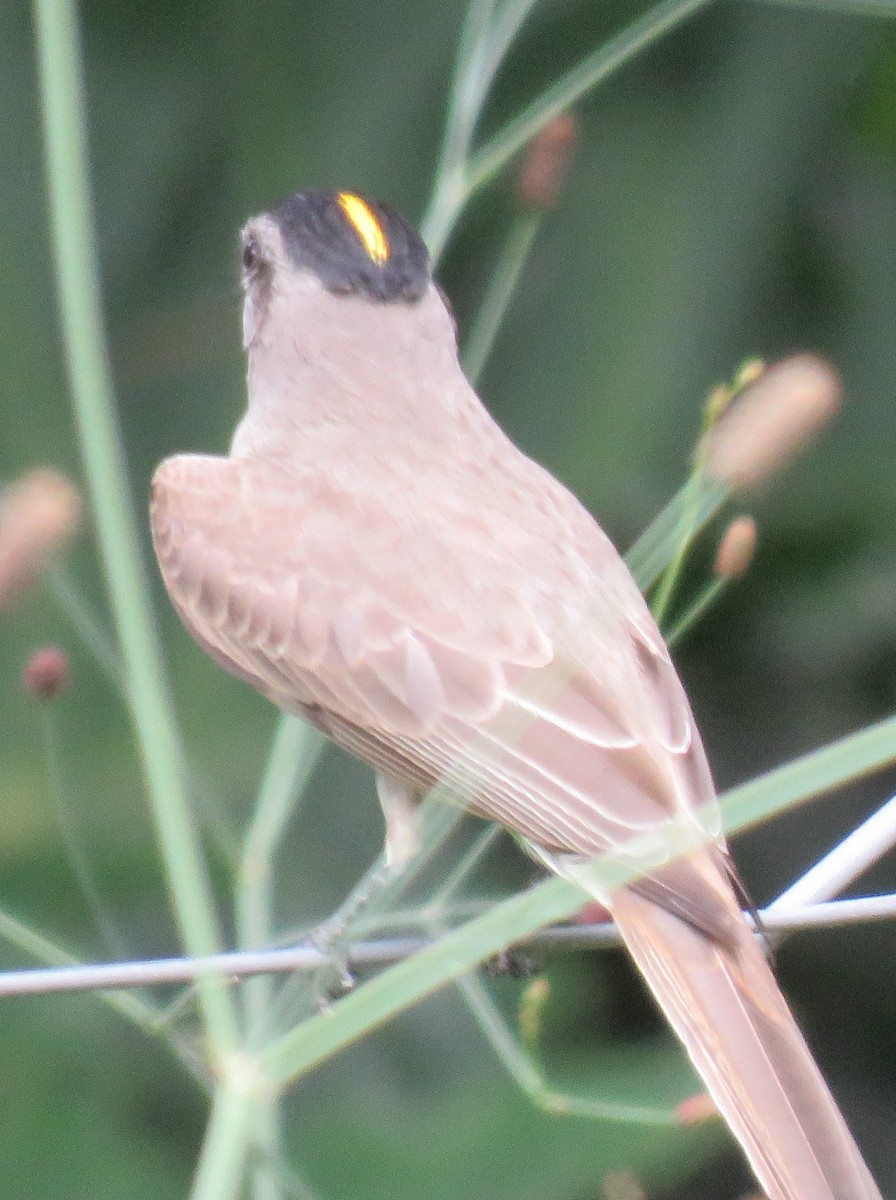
[
  {"x1": 151, "y1": 451, "x2": 727, "y2": 935},
  {"x1": 151, "y1": 451, "x2": 883, "y2": 1199}
]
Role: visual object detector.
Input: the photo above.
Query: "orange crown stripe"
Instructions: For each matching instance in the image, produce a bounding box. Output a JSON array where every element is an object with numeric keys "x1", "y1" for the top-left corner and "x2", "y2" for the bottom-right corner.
[{"x1": 337, "y1": 193, "x2": 390, "y2": 265}]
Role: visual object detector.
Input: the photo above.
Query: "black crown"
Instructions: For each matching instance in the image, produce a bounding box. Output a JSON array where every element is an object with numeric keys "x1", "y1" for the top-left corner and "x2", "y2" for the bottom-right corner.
[{"x1": 271, "y1": 190, "x2": 431, "y2": 303}]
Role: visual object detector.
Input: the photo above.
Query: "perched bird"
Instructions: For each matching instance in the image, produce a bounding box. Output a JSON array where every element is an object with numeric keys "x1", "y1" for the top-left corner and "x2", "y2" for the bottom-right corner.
[{"x1": 151, "y1": 189, "x2": 881, "y2": 1200}]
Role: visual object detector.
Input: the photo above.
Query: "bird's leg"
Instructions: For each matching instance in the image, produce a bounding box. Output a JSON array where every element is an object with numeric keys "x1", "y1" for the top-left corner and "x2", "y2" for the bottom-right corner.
[
  {"x1": 376, "y1": 772, "x2": 422, "y2": 870},
  {"x1": 309, "y1": 775, "x2": 421, "y2": 1000},
  {"x1": 315, "y1": 773, "x2": 420, "y2": 941}
]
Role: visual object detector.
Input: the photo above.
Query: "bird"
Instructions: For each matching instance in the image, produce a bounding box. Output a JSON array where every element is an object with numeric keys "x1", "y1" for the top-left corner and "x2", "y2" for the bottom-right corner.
[{"x1": 150, "y1": 188, "x2": 882, "y2": 1200}]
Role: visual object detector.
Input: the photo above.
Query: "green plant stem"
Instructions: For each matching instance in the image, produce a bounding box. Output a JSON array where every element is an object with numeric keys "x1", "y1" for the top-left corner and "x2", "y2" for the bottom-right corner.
[
  {"x1": 625, "y1": 475, "x2": 729, "y2": 591},
  {"x1": 665, "y1": 576, "x2": 726, "y2": 645},
  {"x1": 423, "y1": 0, "x2": 500, "y2": 260},
  {"x1": 263, "y1": 873, "x2": 583, "y2": 1088},
  {"x1": 0, "y1": 906, "x2": 206, "y2": 1080},
  {"x1": 190, "y1": 1079, "x2": 257, "y2": 1200},
  {"x1": 650, "y1": 468, "x2": 711, "y2": 626},
  {"x1": 756, "y1": 0, "x2": 896, "y2": 16},
  {"x1": 263, "y1": 827, "x2": 709, "y2": 1088},
  {"x1": 463, "y1": 212, "x2": 541, "y2": 385},
  {"x1": 423, "y1": 826, "x2": 677, "y2": 1127},
  {"x1": 261, "y1": 700, "x2": 896, "y2": 1088},
  {"x1": 482, "y1": 0, "x2": 542, "y2": 90},
  {"x1": 40, "y1": 708, "x2": 129, "y2": 959},
  {"x1": 237, "y1": 715, "x2": 323, "y2": 1200},
  {"x1": 249, "y1": 1101, "x2": 282, "y2": 1200},
  {"x1": 421, "y1": 0, "x2": 539, "y2": 262},
  {"x1": 466, "y1": 0, "x2": 715, "y2": 196},
  {"x1": 32, "y1": 0, "x2": 238, "y2": 1061},
  {"x1": 455, "y1": 972, "x2": 547, "y2": 1094},
  {"x1": 455, "y1": 972, "x2": 677, "y2": 1123},
  {"x1": 425, "y1": 0, "x2": 716, "y2": 259},
  {"x1": 723, "y1": 711, "x2": 896, "y2": 828},
  {"x1": 45, "y1": 565, "x2": 122, "y2": 685},
  {"x1": 237, "y1": 716, "x2": 326, "y2": 1038},
  {"x1": 352, "y1": 898, "x2": 491, "y2": 936},
  {"x1": 432, "y1": 824, "x2": 502, "y2": 904}
]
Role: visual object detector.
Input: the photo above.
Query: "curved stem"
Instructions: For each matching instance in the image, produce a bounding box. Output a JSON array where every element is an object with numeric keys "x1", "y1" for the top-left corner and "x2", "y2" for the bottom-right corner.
[
  {"x1": 32, "y1": 0, "x2": 238, "y2": 1060},
  {"x1": 426, "y1": 0, "x2": 716, "y2": 265},
  {"x1": 237, "y1": 715, "x2": 325, "y2": 1043},
  {"x1": 462, "y1": 212, "x2": 541, "y2": 384},
  {"x1": 422, "y1": 0, "x2": 500, "y2": 260}
]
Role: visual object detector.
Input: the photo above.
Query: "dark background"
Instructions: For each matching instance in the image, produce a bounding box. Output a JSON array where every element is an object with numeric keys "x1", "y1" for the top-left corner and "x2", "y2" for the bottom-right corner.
[{"x1": 0, "y1": 1, "x2": 895, "y2": 1197}]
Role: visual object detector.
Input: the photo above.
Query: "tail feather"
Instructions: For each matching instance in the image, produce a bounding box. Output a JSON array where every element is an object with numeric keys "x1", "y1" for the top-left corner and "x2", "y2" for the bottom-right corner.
[{"x1": 607, "y1": 886, "x2": 881, "y2": 1200}]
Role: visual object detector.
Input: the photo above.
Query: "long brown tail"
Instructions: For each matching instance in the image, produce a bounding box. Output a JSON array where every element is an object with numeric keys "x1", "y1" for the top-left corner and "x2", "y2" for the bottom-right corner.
[{"x1": 608, "y1": 886, "x2": 881, "y2": 1200}]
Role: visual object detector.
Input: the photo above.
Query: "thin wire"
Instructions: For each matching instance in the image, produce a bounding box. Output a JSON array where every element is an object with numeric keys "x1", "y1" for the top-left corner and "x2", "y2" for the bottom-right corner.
[
  {"x1": 1, "y1": 893, "x2": 894, "y2": 1000},
  {"x1": 770, "y1": 793, "x2": 896, "y2": 911}
]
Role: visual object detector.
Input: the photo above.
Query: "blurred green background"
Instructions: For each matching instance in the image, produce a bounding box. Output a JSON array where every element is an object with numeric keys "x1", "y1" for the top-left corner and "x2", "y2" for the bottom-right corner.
[{"x1": 1, "y1": 0, "x2": 895, "y2": 1197}]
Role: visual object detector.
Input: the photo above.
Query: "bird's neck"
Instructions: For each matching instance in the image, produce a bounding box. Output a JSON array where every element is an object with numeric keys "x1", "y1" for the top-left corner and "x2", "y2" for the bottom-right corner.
[{"x1": 233, "y1": 336, "x2": 500, "y2": 463}]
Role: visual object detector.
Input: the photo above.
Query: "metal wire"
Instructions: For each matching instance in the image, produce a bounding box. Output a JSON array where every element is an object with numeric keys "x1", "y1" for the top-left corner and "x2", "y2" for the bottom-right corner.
[{"x1": 0, "y1": 891, "x2": 894, "y2": 1000}]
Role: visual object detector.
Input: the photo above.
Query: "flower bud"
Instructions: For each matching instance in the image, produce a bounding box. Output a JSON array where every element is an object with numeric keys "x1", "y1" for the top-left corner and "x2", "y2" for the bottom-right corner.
[
  {"x1": 704, "y1": 382, "x2": 733, "y2": 429},
  {"x1": 676, "y1": 1090, "x2": 719, "y2": 1125},
  {"x1": 0, "y1": 469, "x2": 82, "y2": 608},
  {"x1": 731, "y1": 357, "x2": 765, "y2": 394},
  {"x1": 704, "y1": 361, "x2": 768, "y2": 433},
  {"x1": 703, "y1": 355, "x2": 841, "y2": 489},
  {"x1": 519, "y1": 976, "x2": 550, "y2": 1049},
  {"x1": 22, "y1": 646, "x2": 70, "y2": 700},
  {"x1": 517, "y1": 113, "x2": 578, "y2": 210},
  {"x1": 714, "y1": 515, "x2": 758, "y2": 580}
]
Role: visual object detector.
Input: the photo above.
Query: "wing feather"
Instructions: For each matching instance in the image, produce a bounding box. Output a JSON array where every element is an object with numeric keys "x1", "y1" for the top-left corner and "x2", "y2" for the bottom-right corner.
[{"x1": 151, "y1": 452, "x2": 723, "y2": 929}]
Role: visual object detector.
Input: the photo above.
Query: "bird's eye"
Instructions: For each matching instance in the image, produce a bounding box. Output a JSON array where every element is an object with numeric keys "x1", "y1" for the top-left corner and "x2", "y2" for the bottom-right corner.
[{"x1": 242, "y1": 236, "x2": 263, "y2": 274}]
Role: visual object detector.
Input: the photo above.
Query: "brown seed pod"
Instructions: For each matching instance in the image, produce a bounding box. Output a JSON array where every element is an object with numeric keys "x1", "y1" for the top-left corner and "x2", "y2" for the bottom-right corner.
[
  {"x1": 517, "y1": 113, "x2": 578, "y2": 210},
  {"x1": 22, "y1": 646, "x2": 70, "y2": 700},
  {"x1": 703, "y1": 355, "x2": 841, "y2": 489},
  {"x1": 0, "y1": 469, "x2": 82, "y2": 609},
  {"x1": 676, "y1": 1090, "x2": 720, "y2": 1125},
  {"x1": 714, "y1": 515, "x2": 758, "y2": 580}
]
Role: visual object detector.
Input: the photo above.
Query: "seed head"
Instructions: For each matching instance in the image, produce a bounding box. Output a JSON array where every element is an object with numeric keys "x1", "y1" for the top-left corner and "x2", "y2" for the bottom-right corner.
[
  {"x1": 676, "y1": 1090, "x2": 719, "y2": 1125},
  {"x1": 22, "y1": 646, "x2": 70, "y2": 700},
  {"x1": 519, "y1": 977, "x2": 551, "y2": 1049},
  {"x1": 703, "y1": 355, "x2": 841, "y2": 489},
  {"x1": 517, "y1": 113, "x2": 578, "y2": 210},
  {"x1": 714, "y1": 515, "x2": 758, "y2": 580},
  {"x1": 0, "y1": 469, "x2": 82, "y2": 608}
]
